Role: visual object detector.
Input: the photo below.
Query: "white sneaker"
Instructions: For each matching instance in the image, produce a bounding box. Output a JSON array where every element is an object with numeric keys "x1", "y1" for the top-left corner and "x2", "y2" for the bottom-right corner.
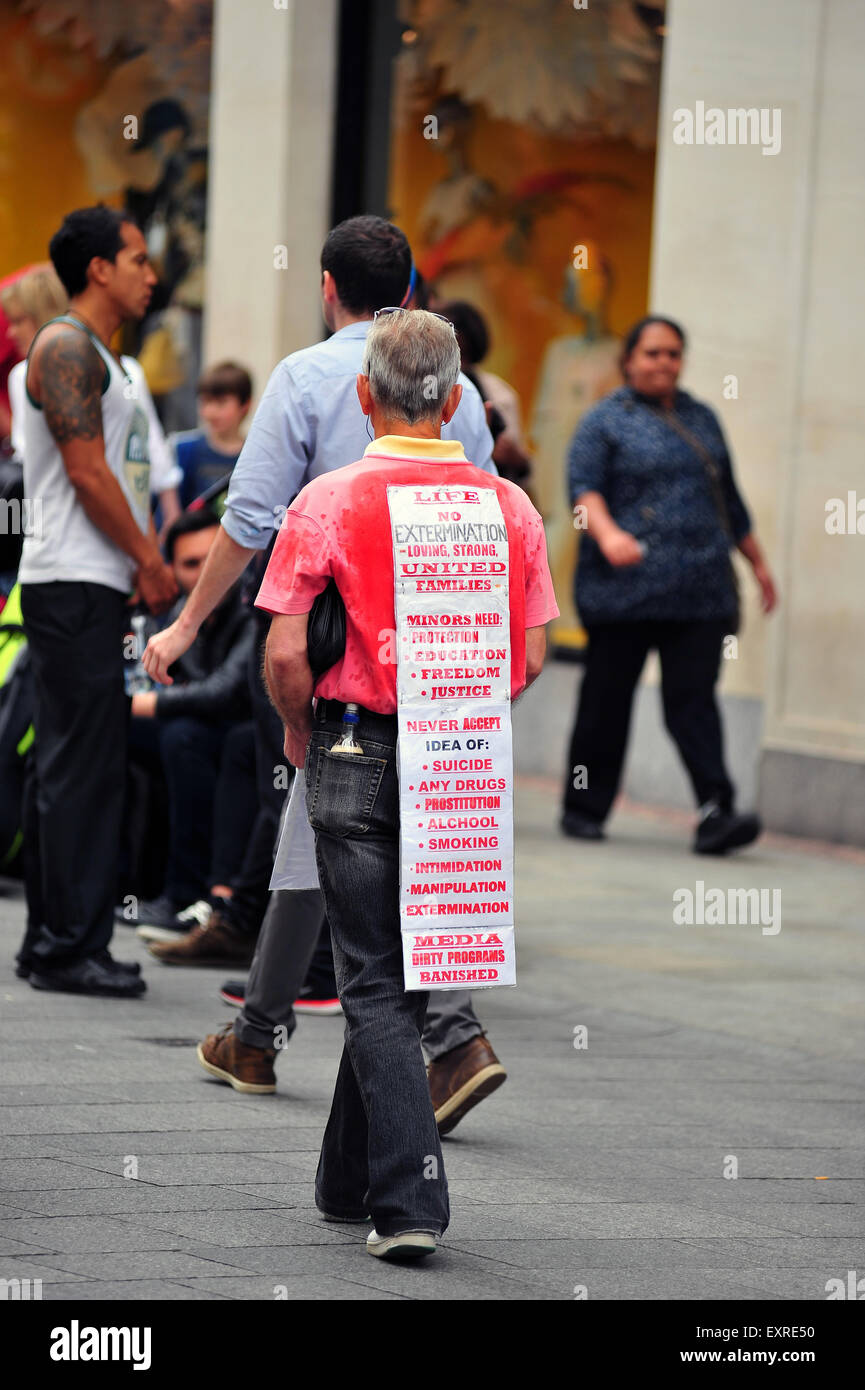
[
  {"x1": 366, "y1": 1228, "x2": 437, "y2": 1260},
  {"x1": 136, "y1": 898, "x2": 213, "y2": 943}
]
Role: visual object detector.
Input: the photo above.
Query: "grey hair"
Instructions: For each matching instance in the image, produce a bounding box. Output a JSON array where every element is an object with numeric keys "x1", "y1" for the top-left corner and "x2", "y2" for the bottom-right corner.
[{"x1": 361, "y1": 309, "x2": 461, "y2": 424}]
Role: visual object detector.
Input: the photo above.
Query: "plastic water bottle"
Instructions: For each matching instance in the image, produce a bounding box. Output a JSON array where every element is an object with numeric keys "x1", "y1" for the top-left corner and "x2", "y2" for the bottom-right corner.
[
  {"x1": 125, "y1": 613, "x2": 153, "y2": 696},
  {"x1": 330, "y1": 702, "x2": 364, "y2": 755}
]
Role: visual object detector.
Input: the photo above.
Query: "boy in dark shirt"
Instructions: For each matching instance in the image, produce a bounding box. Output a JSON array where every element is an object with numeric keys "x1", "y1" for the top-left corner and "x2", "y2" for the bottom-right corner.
[{"x1": 171, "y1": 361, "x2": 253, "y2": 508}]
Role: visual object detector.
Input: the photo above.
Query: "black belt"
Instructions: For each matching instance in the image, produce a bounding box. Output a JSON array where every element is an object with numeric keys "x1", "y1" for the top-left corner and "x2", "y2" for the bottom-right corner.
[{"x1": 314, "y1": 699, "x2": 398, "y2": 736}]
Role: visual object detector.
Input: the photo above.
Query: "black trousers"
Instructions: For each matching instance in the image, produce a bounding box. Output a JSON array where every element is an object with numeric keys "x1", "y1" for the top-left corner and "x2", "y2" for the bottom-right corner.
[
  {"x1": 563, "y1": 619, "x2": 736, "y2": 823},
  {"x1": 220, "y1": 627, "x2": 287, "y2": 935},
  {"x1": 21, "y1": 580, "x2": 128, "y2": 965},
  {"x1": 127, "y1": 715, "x2": 257, "y2": 904}
]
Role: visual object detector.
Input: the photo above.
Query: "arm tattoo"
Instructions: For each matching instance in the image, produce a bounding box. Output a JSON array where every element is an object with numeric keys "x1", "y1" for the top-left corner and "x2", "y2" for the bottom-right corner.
[{"x1": 38, "y1": 331, "x2": 105, "y2": 446}]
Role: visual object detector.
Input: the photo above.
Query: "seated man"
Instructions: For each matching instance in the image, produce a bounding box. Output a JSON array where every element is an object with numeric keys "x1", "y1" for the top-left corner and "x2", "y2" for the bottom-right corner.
[
  {"x1": 258, "y1": 308, "x2": 558, "y2": 1259},
  {"x1": 122, "y1": 507, "x2": 257, "y2": 938}
]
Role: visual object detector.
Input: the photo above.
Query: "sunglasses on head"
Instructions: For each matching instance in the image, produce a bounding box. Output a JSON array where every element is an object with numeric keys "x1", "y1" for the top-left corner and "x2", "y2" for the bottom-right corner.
[{"x1": 373, "y1": 306, "x2": 457, "y2": 336}]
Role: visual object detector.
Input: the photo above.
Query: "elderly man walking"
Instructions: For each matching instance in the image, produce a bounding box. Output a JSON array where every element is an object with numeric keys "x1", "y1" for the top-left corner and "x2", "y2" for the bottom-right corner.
[
  {"x1": 146, "y1": 216, "x2": 509, "y2": 1133},
  {"x1": 259, "y1": 309, "x2": 558, "y2": 1259}
]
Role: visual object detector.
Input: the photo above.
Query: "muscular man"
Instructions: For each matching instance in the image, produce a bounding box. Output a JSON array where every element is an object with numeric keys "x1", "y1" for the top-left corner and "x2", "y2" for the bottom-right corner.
[{"x1": 19, "y1": 206, "x2": 176, "y2": 998}]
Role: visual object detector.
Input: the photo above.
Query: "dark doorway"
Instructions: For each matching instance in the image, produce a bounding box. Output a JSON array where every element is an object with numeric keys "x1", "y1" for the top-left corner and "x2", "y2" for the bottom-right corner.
[{"x1": 331, "y1": 0, "x2": 403, "y2": 223}]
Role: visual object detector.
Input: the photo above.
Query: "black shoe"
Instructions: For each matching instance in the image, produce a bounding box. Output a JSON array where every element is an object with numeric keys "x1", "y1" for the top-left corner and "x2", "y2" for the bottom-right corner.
[
  {"x1": 561, "y1": 811, "x2": 606, "y2": 841},
  {"x1": 30, "y1": 955, "x2": 147, "y2": 998},
  {"x1": 694, "y1": 803, "x2": 762, "y2": 855},
  {"x1": 219, "y1": 979, "x2": 246, "y2": 1007},
  {"x1": 96, "y1": 949, "x2": 142, "y2": 977},
  {"x1": 20, "y1": 949, "x2": 140, "y2": 978}
]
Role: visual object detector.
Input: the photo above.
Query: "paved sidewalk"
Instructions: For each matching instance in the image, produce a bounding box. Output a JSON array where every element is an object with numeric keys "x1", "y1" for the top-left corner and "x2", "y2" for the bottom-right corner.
[{"x1": 1, "y1": 779, "x2": 863, "y2": 1301}]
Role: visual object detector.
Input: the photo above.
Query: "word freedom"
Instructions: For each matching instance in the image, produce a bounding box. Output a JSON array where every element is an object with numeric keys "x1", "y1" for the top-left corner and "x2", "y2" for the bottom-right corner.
[{"x1": 672, "y1": 102, "x2": 781, "y2": 156}]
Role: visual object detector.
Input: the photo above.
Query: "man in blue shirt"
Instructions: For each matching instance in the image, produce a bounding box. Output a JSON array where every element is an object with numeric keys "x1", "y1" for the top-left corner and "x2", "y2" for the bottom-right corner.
[{"x1": 144, "y1": 216, "x2": 507, "y2": 1130}]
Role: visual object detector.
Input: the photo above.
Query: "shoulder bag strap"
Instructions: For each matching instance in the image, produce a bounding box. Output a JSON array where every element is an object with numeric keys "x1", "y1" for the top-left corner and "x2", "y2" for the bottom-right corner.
[
  {"x1": 648, "y1": 404, "x2": 741, "y2": 628},
  {"x1": 648, "y1": 405, "x2": 735, "y2": 544}
]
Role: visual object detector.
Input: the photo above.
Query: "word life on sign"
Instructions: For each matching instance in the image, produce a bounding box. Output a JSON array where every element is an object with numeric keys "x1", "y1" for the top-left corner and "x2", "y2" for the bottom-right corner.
[{"x1": 387, "y1": 485, "x2": 516, "y2": 991}]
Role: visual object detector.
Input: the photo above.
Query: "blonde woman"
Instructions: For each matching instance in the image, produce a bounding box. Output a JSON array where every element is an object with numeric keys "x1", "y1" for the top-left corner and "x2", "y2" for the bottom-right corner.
[
  {"x1": 2, "y1": 263, "x2": 180, "y2": 525},
  {"x1": 2, "y1": 266, "x2": 68, "y2": 459}
]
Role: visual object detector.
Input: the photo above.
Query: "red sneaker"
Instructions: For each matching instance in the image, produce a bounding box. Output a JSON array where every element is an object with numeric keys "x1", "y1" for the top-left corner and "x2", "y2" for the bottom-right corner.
[
  {"x1": 294, "y1": 991, "x2": 342, "y2": 1016},
  {"x1": 219, "y1": 980, "x2": 245, "y2": 1007}
]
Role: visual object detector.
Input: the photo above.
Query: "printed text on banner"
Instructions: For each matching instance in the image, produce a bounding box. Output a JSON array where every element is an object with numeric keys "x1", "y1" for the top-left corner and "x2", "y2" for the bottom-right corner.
[{"x1": 387, "y1": 484, "x2": 516, "y2": 991}]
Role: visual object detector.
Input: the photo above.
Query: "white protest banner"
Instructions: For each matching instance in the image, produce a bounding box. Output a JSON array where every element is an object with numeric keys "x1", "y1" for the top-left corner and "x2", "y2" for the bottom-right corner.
[{"x1": 387, "y1": 484, "x2": 515, "y2": 991}]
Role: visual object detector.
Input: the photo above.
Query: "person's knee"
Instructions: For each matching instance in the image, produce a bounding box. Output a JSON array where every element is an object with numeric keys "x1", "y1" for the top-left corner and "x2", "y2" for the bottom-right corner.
[
  {"x1": 342, "y1": 986, "x2": 424, "y2": 1035},
  {"x1": 158, "y1": 717, "x2": 212, "y2": 759},
  {"x1": 661, "y1": 693, "x2": 686, "y2": 733},
  {"x1": 661, "y1": 681, "x2": 713, "y2": 731},
  {"x1": 222, "y1": 720, "x2": 255, "y2": 766}
]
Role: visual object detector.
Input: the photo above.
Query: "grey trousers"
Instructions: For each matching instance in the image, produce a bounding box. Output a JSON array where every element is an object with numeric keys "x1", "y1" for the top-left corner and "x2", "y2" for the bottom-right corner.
[{"x1": 233, "y1": 887, "x2": 483, "y2": 1061}]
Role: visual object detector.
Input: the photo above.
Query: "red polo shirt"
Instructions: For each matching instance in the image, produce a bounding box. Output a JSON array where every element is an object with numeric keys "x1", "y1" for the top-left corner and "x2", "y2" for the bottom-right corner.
[{"x1": 256, "y1": 435, "x2": 559, "y2": 714}]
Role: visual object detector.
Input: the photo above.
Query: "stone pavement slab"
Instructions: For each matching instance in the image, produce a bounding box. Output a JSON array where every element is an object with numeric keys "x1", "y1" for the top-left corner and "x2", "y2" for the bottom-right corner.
[
  {"x1": 41, "y1": 1280, "x2": 229, "y2": 1301},
  {"x1": 1, "y1": 779, "x2": 863, "y2": 1300}
]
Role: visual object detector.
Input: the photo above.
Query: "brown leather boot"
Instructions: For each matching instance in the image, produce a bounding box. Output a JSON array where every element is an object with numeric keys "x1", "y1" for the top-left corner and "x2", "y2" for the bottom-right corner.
[
  {"x1": 197, "y1": 1022, "x2": 276, "y2": 1094},
  {"x1": 147, "y1": 911, "x2": 255, "y2": 967},
  {"x1": 427, "y1": 1034, "x2": 506, "y2": 1135}
]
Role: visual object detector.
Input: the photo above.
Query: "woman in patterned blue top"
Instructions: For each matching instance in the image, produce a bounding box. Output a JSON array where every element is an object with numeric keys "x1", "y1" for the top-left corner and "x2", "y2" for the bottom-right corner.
[{"x1": 562, "y1": 316, "x2": 778, "y2": 855}]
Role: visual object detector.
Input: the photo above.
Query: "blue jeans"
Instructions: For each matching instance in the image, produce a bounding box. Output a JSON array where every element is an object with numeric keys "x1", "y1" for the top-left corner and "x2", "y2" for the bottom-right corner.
[{"x1": 305, "y1": 707, "x2": 449, "y2": 1237}]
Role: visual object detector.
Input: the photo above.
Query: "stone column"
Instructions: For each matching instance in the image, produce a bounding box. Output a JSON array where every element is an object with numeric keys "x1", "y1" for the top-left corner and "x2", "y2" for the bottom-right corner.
[
  {"x1": 203, "y1": 0, "x2": 339, "y2": 401},
  {"x1": 650, "y1": 0, "x2": 865, "y2": 842}
]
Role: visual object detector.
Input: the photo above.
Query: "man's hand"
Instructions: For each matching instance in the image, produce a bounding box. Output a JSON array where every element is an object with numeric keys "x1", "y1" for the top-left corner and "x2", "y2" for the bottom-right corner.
[
  {"x1": 131, "y1": 690, "x2": 158, "y2": 718},
  {"x1": 284, "y1": 721, "x2": 312, "y2": 770},
  {"x1": 143, "y1": 613, "x2": 197, "y2": 686},
  {"x1": 599, "y1": 527, "x2": 644, "y2": 567},
  {"x1": 143, "y1": 525, "x2": 258, "y2": 684},
  {"x1": 136, "y1": 555, "x2": 178, "y2": 616}
]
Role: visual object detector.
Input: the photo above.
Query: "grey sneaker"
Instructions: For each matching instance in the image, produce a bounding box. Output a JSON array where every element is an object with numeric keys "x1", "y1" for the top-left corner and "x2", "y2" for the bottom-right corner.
[
  {"x1": 366, "y1": 1229, "x2": 437, "y2": 1261},
  {"x1": 137, "y1": 899, "x2": 212, "y2": 943}
]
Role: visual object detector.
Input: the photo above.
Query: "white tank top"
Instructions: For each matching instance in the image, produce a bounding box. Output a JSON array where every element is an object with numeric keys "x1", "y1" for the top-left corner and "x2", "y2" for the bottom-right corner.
[{"x1": 18, "y1": 315, "x2": 152, "y2": 593}]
